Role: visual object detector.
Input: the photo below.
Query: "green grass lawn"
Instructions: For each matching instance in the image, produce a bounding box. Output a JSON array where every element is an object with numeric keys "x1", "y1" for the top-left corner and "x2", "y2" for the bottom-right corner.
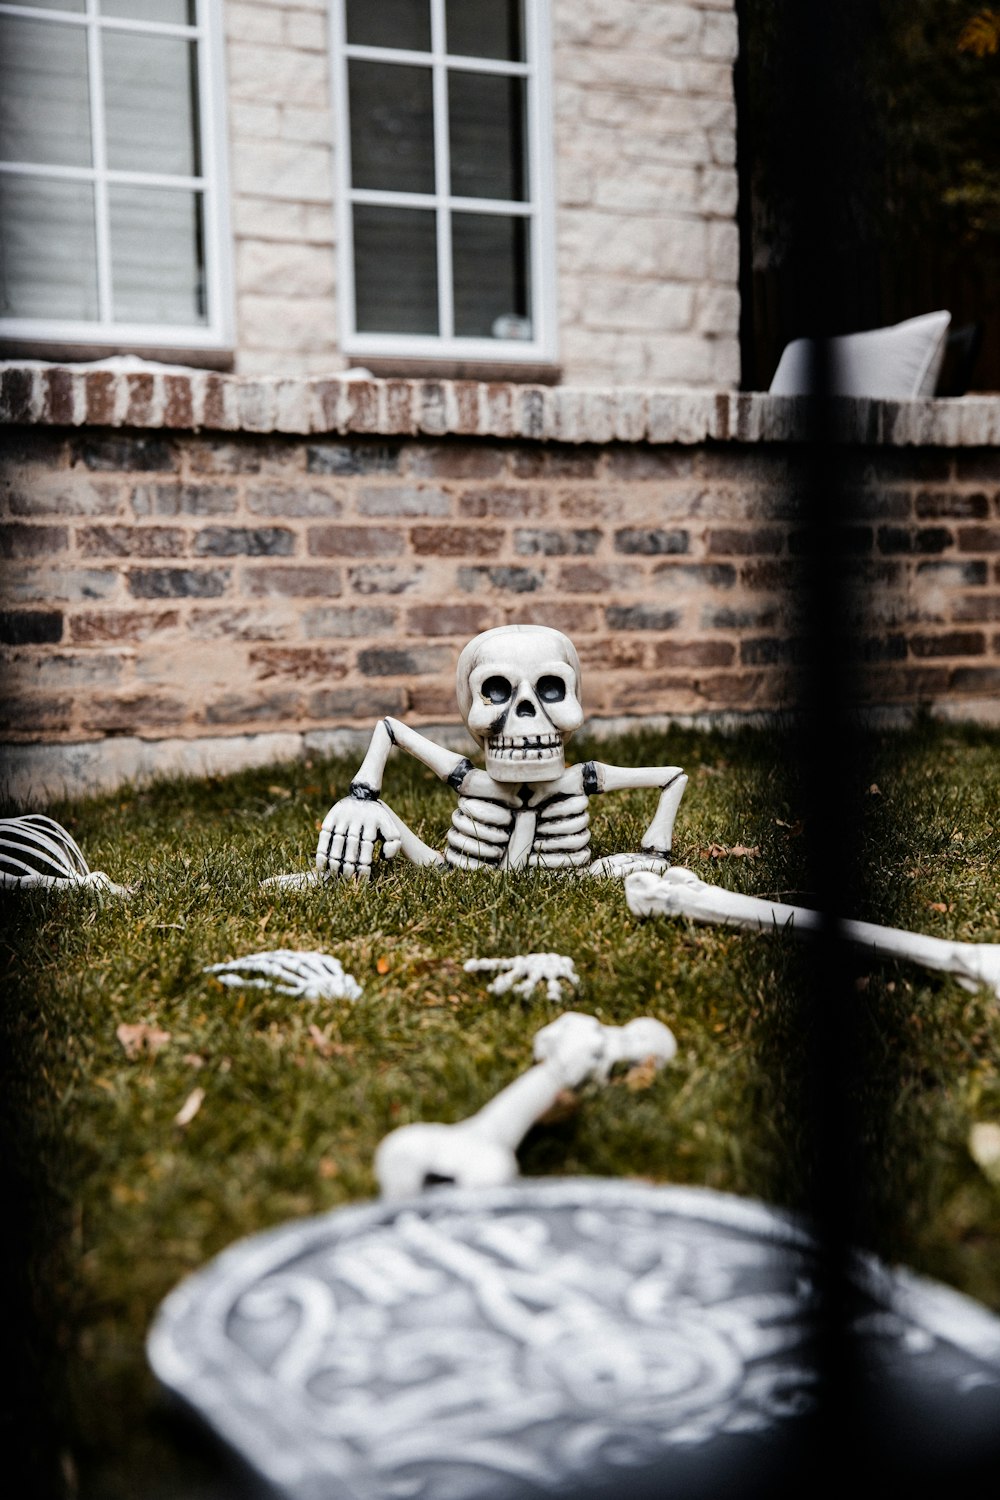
[{"x1": 3, "y1": 721, "x2": 999, "y2": 1498}]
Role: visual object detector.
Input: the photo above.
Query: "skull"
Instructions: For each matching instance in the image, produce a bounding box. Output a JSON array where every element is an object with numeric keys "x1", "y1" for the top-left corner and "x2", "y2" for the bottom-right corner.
[{"x1": 456, "y1": 625, "x2": 584, "y2": 783}]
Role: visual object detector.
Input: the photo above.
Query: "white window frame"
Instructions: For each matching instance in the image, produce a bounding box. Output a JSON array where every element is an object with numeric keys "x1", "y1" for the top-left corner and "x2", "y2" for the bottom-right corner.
[
  {"x1": 0, "y1": 0, "x2": 233, "y2": 352},
  {"x1": 331, "y1": 0, "x2": 558, "y2": 366}
]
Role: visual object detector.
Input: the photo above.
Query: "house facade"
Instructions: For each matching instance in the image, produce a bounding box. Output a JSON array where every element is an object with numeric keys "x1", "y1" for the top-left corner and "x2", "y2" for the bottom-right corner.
[{"x1": 1, "y1": 2, "x2": 998, "y2": 801}]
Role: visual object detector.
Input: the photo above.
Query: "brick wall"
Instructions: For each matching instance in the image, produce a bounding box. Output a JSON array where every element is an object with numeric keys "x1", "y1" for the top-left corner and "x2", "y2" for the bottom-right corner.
[
  {"x1": 2, "y1": 370, "x2": 999, "y2": 789},
  {"x1": 224, "y1": 0, "x2": 741, "y2": 384}
]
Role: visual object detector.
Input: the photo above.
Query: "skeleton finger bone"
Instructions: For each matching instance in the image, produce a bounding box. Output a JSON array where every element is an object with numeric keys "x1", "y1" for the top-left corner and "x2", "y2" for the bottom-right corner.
[
  {"x1": 465, "y1": 951, "x2": 581, "y2": 1001},
  {"x1": 205, "y1": 949, "x2": 363, "y2": 1001},
  {"x1": 375, "y1": 1011, "x2": 677, "y2": 1198},
  {"x1": 625, "y1": 868, "x2": 1000, "y2": 1000}
]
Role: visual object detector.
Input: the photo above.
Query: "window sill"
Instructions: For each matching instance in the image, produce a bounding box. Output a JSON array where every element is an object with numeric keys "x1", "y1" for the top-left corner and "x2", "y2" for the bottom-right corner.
[
  {"x1": 360, "y1": 357, "x2": 562, "y2": 386},
  {"x1": 0, "y1": 339, "x2": 234, "y2": 373}
]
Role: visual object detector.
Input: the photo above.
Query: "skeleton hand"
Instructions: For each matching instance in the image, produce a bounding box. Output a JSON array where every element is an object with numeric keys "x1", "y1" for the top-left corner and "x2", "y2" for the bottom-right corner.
[
  {"x1": 316, "y1": 795, "x2": 403, "y2": 880},
  {"x1": 464, "y1": 951, "x2": 581, "y2": 1002}
]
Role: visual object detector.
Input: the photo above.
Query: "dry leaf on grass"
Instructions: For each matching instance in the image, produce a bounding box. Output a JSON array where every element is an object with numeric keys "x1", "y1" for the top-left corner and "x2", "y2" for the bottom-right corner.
[
  {"x1": 375, "y1": 955, "x2": 390, "y2": 975},
  {"x1": 928, "y1": 901, "x2": 951, "y2": 914},
  {"x1": 174, "y1": 1087, "x2": 205, "y2": 1128},
  {"x1": 116, "y1": 1022, "x2": 172, "y2": 1060},
  {"x1": 698, "y1": 843, "x2": 760, "y2": 860},
  {"x1": 624, "y1": 1057, "x2": 662, "y2": 1091}
]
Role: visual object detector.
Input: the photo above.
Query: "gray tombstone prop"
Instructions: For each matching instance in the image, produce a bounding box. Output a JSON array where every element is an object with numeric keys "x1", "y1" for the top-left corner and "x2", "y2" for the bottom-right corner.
[{"x1": 148, "y1": 1181, "x2": 1000, "y2": 1500}]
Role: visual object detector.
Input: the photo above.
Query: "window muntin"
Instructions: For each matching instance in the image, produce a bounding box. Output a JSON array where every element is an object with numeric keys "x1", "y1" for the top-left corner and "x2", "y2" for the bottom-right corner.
[
  {"x1": 333, "y1": 0, "x2": 556, "y2": 364},
  {"x1": 0, "y1": 0, "x2": 231, "y2": 351}
]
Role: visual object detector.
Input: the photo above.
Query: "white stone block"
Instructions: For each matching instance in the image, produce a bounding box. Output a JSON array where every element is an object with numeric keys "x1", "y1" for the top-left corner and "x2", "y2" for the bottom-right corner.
[
  {"x1": 699, "y1": 166, "x2": 739, "y2": 218},
  {"x1": 227, "y1": 42, "x2": 329, "y2": 108},
  {"x1": 230, "y1": 102, "x2": 282, "y2": 140},
  {"x1": 656, "y1": 217, "x2": 709, "y2": 281},
  {"x1": 281, "y1": 105, "x2": 335, "y2": 145},
  {"x1": 644, "y1": 334, "x2": 714, "y2": 384},
  {"x1": 238, "y1": 294, "x2": 339, "y2": 353},
  {"x1": 225, "y1": 2, "x2": 283, "y2": 46},
  {"x1": 237, "y1": 240, "x2": 335, "y2": 298},
  {"x1": 711, "y1": 336, "x2": 742, "y2": 388},
  {"x1": 581, "y1": 278, "x2": 695, "y2": 333},
  {"x1": 682, "y1": 60, "x2": 735, "y2": 96},
  {"x1": 232, "y1": 196, "x2": 310, "y2": 241},
  {"x1": 284, "y1": 8, "x2": 328, "y2": 51},
  {"x1": 556, "y1": 158, "x2": 593, "y2": 208},
  {"x1": 696, "y1": 285, "x2": 741, "y2": 335},
  {"x1": 594, "y1": 165, "x2": 699, "y2": 215},
  {"x1": 708, "y1": 220, "x2": 740, "y2": 281},
  {"x1": 231, "y1": 140, "x2": 333, "y2": 204},
  {"x1": 559, "y1": 212, "x2": 661, "y2": 278},
  {"x1": 701, "y1": 9, "x2": 740, "y2": 62}
]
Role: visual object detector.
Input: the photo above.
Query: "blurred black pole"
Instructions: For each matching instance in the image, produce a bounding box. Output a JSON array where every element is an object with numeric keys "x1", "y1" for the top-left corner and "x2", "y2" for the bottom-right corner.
[{"x1": 767, "y1": 0, "x2": 872, "y2": 1481}]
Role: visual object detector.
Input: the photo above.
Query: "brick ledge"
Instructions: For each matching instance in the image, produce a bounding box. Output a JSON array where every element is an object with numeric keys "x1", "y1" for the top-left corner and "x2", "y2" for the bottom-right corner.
[{"x1": 3, "y1": 364, "x2": 999, "y2": 446}]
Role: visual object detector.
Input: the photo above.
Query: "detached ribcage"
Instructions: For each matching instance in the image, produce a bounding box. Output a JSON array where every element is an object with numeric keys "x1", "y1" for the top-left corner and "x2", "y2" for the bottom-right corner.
[
  {"x1": 527, "y1": 794, "x2": 591, "y2": 869},
  {"x1": 445, "y1": 796, "x2": 514, "y2": 869}
]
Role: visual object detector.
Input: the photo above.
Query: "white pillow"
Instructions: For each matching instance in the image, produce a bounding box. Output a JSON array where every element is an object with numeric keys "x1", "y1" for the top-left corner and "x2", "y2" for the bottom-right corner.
[{"x1": 769, "y1": 310, "x2": 951, "y2": 399}]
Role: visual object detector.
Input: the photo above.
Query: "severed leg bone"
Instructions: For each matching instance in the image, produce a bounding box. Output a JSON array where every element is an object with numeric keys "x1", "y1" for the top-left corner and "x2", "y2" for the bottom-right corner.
[
  {"x1": 625, "y1": 868, "x2": 1000, "y2": 999},
  {"x1": 0, "y1": 814, "x2": 129, "y2": 895},
  {"x1": 375, "y1": 1010, "x2": 677, "y2": 1199}
]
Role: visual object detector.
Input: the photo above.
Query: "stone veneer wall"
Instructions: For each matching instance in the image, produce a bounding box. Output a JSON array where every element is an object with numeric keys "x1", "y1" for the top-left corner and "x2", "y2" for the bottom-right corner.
[
  {"x1": 2, "y1": 367, "x2": 999, "y2": 799},
  {"x1": 224, "y1": 0, "x2": 740, "y2": 384}
]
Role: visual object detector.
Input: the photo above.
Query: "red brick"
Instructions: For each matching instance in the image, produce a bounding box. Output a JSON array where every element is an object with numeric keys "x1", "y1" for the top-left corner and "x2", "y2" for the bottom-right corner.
[
  {"x1": 512, "y1": 602, "x2": 601, "y2": 634},
  {"x1": 43, "y1": 368, "x2": 75, "y2": 425},
  {"x1": 706, "y1": 528, "x2": 784, "y2": 555},
  {"x1": 358, "y1": 645, "x2": 451, "y2": 676},
  {"x1": 345, "y1": 380, "x2": 380, "y2": 432},
  {"x1": 242, "y1": 565, "x2": 342, "y2": 598},
  {"x1": 950, "y1": 665, "x2": 1000, "y2": 692},
  {"x1": 407, "y1": 682, "x2": 460, "y2": 717},
  {"x1": 407, "y1": 442, "x2": 505, "y2": 479},
  {"x1": 80, "y1": 692, "x2": 188, "y2": 732},
  {"x1": 308, "y1": 525, "x2": 404, "y2": 557},
  {"x1": 957, "y1": 526, "x2": 1000, "y2": 552},
  {"x1": 383, "y1": 380, "x2": 417, "y2": 434},
  {"x1": 308, "y1": 685, "x2": 408, "y2": 719},
  {"x1": 78, "y1": 524, "x2": 186, "y2": 558},
  {"x1": 410, "y1": 526, "x2": 503, "y2": 557},
  {"x1": 204, "y1": 691, "x2": 304, "y2": 726},
  {"x1": 915, "y1": 490, "x2": 989, "y2": 520},
  {"x1": 652, "y1": 640, "x2": 737, "y2": 668},
  {"x1": 347, "y1": 564, "x2": 425, "y2": 595},
  {"x1": 558, "y1": 563, "x2": 643, "y2": 593},
  {"x1": 85, "y1": 370, "x2": 117, "y2": 425},
  {"x1": 405, "y1": 604, "x2": 490, "y2": 637},
  {"x1": 163, "y1": 374, "x2": 194, "y2": 428},
  {"x1": 459, "y1": 488, "x2": 548, "y2": 520},
  {"x1": 513, "y1": 448, "x2": 599, "y2": 479},
  {"x1": 124, "y1": 372, "x2": 156, "y2": 426},
  {"x1": 910, "y1": 631, "x2": 985, "y2": 658},
  {"x1": 249, "y1": 646, "x2": 351, "y2": 681},
  {"x1": 302, "y1": 605, "x2": 396, "y2": 638},
  {"x1": 951, "y1": 595, "x2": 1000, "y2": 623},
  {"x1": 0, "y1": 523, "x2": 69, "y2": 557},
  {"x1": 1, "y1": 367, "x2": 33, "y2": 423},
  {"x1": 577, "y1": 638, "x2": 650, "y2": 670},
  {"x1": 187, "y1": 608, "x2": 295, "y2": 642},
  {"x1": 69, "y1": 609, "x2": 180, "y2": 643}
]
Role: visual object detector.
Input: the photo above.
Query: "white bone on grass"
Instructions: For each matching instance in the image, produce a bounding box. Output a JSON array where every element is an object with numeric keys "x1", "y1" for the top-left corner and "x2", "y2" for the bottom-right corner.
[
  {"x1": 204, "y1": 949, "x2": 363, "y2": 1001},
  {"x1": 375, "y1": 1010, "x2": 677, "y2": 1199},
  {"x1": 625, "y1": 868, "x2": 1000, "y2": 1000},
  {"x1": 464, "y1": 952, "x2": 581, "y2": 1002},
  {"x1": 303, "y1": 624, "x2": 689, "y2": 885},
  {"x1": 0, "y1": 814, "x2": 129, "y2": 895}
]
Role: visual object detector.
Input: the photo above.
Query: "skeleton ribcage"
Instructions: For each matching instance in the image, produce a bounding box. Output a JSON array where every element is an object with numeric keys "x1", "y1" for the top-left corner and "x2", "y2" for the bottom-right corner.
[{"x1": 444, "y1": 793, "x2": 591, "y2": 871}]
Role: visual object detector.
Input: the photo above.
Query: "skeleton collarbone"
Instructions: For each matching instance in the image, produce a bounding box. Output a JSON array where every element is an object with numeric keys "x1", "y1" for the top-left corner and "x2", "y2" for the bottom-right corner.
[{"x1": 446, "y1": 766, "x2": 592, "y2": 872}]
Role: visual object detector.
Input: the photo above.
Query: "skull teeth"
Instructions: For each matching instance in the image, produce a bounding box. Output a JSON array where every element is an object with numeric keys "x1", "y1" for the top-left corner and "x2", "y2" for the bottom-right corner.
[{"x1": 487, "y1": 734, "x2": 562, "y2": 760}]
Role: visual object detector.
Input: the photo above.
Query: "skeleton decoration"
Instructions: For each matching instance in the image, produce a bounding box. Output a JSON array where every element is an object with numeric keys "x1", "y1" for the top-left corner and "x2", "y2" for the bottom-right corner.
[
  {"x1": 464, "y1": 952, "x2": 581, "y2": 1002},
  {"x1": 314, "y1": 625, "x2": 688, "y2": 881},
  {"x1": 204, "y1": 949, "x2": 363, "y2": 1002},
  {"x1": 0, "y1": 813, "x2": 128, "y2": 895},
  {"x1": 375, "y1": 1010, "x2": 676, "y2": 1199},
  {"x1": 625, "y1": 868, "x2": 1000, "y2": 999}
]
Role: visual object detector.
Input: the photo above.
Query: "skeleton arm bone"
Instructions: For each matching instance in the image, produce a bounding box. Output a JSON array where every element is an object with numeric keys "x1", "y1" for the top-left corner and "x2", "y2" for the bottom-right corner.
[
  {"x1": 316, "y1": 717, "x2": 465, "y2": 877},
  {"x1": 585, "y1": 764, "x2": 689, "y2": 876}
]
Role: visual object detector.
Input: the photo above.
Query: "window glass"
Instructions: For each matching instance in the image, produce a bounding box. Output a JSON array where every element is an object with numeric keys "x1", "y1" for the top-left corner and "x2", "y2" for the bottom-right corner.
[
  {"x1": 446, "y1": 72, "x2": 527, "y2": 202},
  {"x1": 101, "y1": 1, "x2": 196, "y2": 22},
  {"x1": 11, "y1": 1, "x2": 85, "y2": 11},
  {"x1": 1, "y1": 176, "x2": 99, "y2": 321},
  {"x1": 0, "y1": 16, "x2": 92, "y2": 168},
  {"x1": 346, "y1": 0, "x2": 431, "y2": 53},
  {"x1": 445, "y1": 0, "x2": 523, "y2": 61},
  {"x1": 103, "y1": 31, "x2": 201, "y2": 177},
  {"x1": 452, "y1": 212, "x2": 530, "y2": 339},
  {"x1": 109, "y1": 184, "x2": 207, "y2": 325},
  {"x1": 353, "y1": 205, "x2": 438, "y2": 335},
  {"x1": 449, "y1": 72, "x2": 526, "y2": 200},
  {"x1": 349, "y1": 60, "x2": 435, "y2": 194}
]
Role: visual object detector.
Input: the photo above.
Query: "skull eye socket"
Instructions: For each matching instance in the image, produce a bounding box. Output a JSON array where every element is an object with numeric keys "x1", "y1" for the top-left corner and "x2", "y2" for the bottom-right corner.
[
  {"x1": 537, "y1": 675, "x2": 566, "y2": 703},
  {"x1": 482, "y1": 676, "x2": 513, "y2": 704}
]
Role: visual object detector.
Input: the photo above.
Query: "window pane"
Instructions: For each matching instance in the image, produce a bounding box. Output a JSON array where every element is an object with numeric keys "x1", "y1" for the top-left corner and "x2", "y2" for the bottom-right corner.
[
  {"x1": 353, "y1": 205, "x2": 437, "y2": 335},
  {"x1": 14, "y1": 0, "x2": 84, "y2": 10},
  {"x1": 109, "y1": 185, "x2": 207, "y2": 325},
  {"x1": 346, "y1": 0, "x2": 430, "y2": 52},
  {"x1": 452, "y1": 212, "x2": 530, "y2": 340},
  {"x1": 104, "y1": 31, "x2": 201, "y2": 177},
  {"x1": 100, "y1": 2, "x2": 196, "y2": 22},
  {"x1": 348, "y1": 61, "x2": 435, "y2": 194},
  {"x1": 449, "y1": 72, "x2": 526, "y2": 201},
  {"x1": 0, "y1": 17, "x2": 92, "y2": 168},
  {"x1": 0, "y1": 175, "x2": 99, "y2": 321},
  {"x1": 445, "y1": 0, "x2": 524, "y2": 61}
]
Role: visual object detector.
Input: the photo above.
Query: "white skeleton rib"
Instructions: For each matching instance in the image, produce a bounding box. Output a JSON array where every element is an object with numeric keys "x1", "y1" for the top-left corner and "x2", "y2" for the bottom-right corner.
[
  {"x1": 0, "y1": 814, "x2": 129, "y2": 894},
  {"x1": 375, "y1": 1011, "x2": 677, "y2": 1198},
  {"x1": 625, "y1": 868, "x2": 1000, "y2": 999}
]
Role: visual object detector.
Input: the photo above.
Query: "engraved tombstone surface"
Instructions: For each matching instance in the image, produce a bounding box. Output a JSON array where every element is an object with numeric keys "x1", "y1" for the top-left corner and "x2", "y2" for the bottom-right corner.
[{"x1": 148, "y1": 1182, "x2": 1000, "y2": 1500}]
